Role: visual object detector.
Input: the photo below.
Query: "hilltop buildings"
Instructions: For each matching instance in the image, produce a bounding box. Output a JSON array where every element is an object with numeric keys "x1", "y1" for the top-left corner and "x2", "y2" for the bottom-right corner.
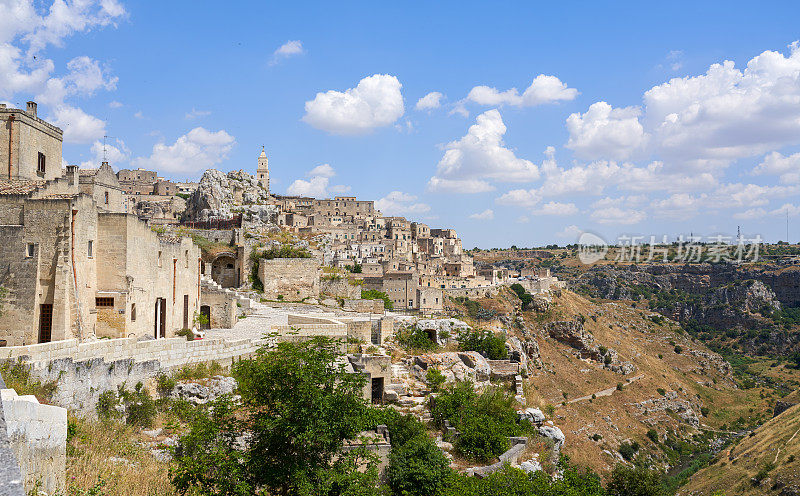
[{"x1": 0, "y1": 102, "x2": 200, "y2": 346}]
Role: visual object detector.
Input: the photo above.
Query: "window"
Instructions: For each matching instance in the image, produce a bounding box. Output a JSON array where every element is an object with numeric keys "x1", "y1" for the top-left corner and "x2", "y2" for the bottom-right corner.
[
  {"x1": 87, "y1": 240, "x2": 93, "y2": 258},
  {"x1": 25, "y1": 243, "x2": 35, "y2": 258},
  {"x1": 131, "y1": 303, "x2": 137, "y2": 321},
  {"x1": 96, "y1": 297, "x2": 114, "y2": 307},
  {"x1": 185, "y1": 250, "x2": 189, "y2": 268},
  {"x1": 37, "y1": 152, "x2": 46, "y2": 176},
  {"x1": 104, "y1": 191, "x2": 109, "y2": 204},
  {"x1": 158, "y1": 251, "x2": 162, "y2": 267}
]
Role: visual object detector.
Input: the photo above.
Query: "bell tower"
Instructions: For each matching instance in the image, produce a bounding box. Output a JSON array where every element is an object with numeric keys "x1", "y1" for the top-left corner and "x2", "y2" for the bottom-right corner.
[{"x1": 257, "y1": 146, "x2": 269, "y2": 193}]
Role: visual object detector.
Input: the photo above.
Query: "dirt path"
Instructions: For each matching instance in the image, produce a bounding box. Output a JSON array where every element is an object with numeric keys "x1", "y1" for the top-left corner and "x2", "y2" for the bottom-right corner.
[
  {"x1": 568, "y1": 374, "x2": 645, "y2": 404},
  {"x1": 773, "y1": 426, "x2": 800, "y2": 464}
]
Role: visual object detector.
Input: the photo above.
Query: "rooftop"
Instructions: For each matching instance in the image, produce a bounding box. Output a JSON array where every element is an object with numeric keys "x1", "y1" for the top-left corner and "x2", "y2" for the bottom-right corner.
[{"x1": 0, "y1": 179, "x2": 45, "y2": 196}]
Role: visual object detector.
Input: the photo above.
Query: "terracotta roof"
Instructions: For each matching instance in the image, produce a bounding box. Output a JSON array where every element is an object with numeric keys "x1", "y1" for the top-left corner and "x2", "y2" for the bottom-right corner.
[{"x1": 0, "y1": 179, "x2": 45, "y2": 195}]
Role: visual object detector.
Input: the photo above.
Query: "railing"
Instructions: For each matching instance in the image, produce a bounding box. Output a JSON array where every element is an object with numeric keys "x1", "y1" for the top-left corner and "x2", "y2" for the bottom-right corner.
[{"x1": 181, "y1": 214, "x2": 242, "y2": 230}]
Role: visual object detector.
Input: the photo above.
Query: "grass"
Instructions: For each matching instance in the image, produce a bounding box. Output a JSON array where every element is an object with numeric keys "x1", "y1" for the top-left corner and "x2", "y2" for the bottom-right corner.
[
  {"x1": 0, "y1": 359, "x2": 58, "y2": 403},
  {"x1": 172, "y1": 361, "x2": 224, "y2": 381},
  {"x1": 67, "y1": 416, "x2": 177, "y2": 496}
]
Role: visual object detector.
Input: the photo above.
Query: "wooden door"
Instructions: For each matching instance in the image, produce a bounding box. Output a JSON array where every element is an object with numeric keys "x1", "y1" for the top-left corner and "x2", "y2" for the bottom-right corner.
[{"x1": 38, "y1": 304, "x2": 53, "y2": 343}]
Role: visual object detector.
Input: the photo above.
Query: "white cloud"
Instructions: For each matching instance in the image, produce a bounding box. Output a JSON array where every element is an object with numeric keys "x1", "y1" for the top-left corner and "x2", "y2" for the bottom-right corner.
[
  {"x1": 568, "y1": 43, "x2": 800, "y2": 171},
  {"x1": 303, "y1": 74, "x2": 404, "y2": 135},
  {"x1": 0, "y1": 1, "x2": 124, "y2": 143},
  {"x1": 416, "y1": 92, "x2": 443, "y2": 111},
  {"x1": 134, "y1": 111, "x2": 144, "y2": 119},
  {"x1": 428, "y1": 109, "x2": 539, "y2": 193},
  {"x1": 307, "y1": 163, "x2": 336, "y2": 178},
  {"x1": 556, "y1": 225, "x2": 582, "y2": 239},
  {"x1": 375, "y1": 191, "x2": 430, "y2": 216},
  {"x1": 469, "y1": 209, "x2": 495, "y2": 220},
  {"x1": 771, "y1": 203, "x2": 800, "y2": 216},
  {"x1": 496, "y1": 188, "x2": 541, "y2": 208},
  {"x1": 466, "y1": 75, "x2": 578, "y2": 107},
  {"x1": 591, "y1": 206, "x2": 646, "y2": 225},
  {"x1": 79, "y1": 138, "x2": 130, "y2": 168},
  {"x1": 286, "y1": 164, "x2": 349, "y2": 197},
  {"x1": 270, "y1": 40, "x2": 304, "y2": 65},
  {"x1": 530, "y1": 201, "x2": 578, "y2": 216},
  {"x1": 566, "y1": 103, "x2": 646, "y2": 161},
  {"x1": 753, "y1": 151, "x2": 800, "y2": 184},
  {"x1": 50, "y1": 105, "x2": 106, "y2": 143},
  {"x1": 132, "y1": 127, "x2": 236, "y2": 176},
  {"x1": 733, "y1": 208, "x2": 767, "y2": 220},
  {"x1": 185, "y1": 108, "x2": 211, "y2": 120},
  {"x1": 108, "y1": 100, "x2": 122, "y2": 108}
]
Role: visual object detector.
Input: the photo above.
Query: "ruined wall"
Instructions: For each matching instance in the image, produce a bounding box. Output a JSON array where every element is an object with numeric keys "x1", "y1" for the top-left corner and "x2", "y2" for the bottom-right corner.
[
  {"x1": 200, "y1": 286, "x2": 238, "y2": 329},
  {"x1": 1, "y1": 388, "x2": 66, "y2": 495},
  {"x1": 319, "y1": 278, "x2": 361, "y2": 299},
  {"x1": 258, "y1": 258, "x2": 320, "y2": 301},
  {"x1": 444, "y1": 286, "x2": 501, "y2": 299},
  {"x1": 0, "y1": 335, "x2": 268, "y2": 413}
]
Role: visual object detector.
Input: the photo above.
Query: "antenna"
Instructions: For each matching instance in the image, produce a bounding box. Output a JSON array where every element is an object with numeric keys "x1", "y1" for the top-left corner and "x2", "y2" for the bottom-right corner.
[{"x1": 102, "y1": 135, "x2": 116, "y2": 163}]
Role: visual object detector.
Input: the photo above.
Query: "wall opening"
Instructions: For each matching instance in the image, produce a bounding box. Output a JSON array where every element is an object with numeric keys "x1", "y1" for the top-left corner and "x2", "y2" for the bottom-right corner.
[
  {"x1": 371, "y1": 377, "x2": 384, "y2": 404},
  {"x1": 199, "y1": 305, "x2": 211, "y2": 330},
  {"x1": 38, "y1": 303, "x2": 53, "y2": 343}
]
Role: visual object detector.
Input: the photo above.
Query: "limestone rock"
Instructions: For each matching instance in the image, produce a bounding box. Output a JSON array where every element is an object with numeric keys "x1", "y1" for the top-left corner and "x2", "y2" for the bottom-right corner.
[
  {"x1": 183, "y1": 169, "x2": 277, "y2": 224},
  {"x1": 518, "y1": 408, "x2": 546, "y2": 425},
  {"x1": 519, "y1": 460, "x2": 542, "y2": 474}
]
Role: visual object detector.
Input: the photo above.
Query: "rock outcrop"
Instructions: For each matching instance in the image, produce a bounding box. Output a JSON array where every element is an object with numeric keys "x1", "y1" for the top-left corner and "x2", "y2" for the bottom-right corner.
[
  {"x1": 171, "y1": 376, "x2": 238, "y2": 405},
  {"x1": 183, "y1": 169, "x2": 277, "y2": 224}
]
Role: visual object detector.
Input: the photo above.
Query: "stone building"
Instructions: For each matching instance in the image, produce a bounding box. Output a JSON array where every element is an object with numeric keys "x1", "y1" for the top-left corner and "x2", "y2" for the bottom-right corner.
[
  {"x1": 257, "y1": 147, "x2": 270, "y2": 192},
  {"x1": 117, "y1": 168, "x2": 159, "y2": 195},
  {"x1": 0, "y1": 110, "x2": 200, "y2": 345},
  {"x1": 0, "y1": 102, "x2": 62, "y2": 182}
]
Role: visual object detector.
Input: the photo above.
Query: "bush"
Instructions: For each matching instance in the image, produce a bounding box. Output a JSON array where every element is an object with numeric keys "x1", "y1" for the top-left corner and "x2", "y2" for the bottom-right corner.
[
  {"x1": 396, "y1": 325, "x2": 437, "y2": 352},
  {"x1": 387, "y1": 434, "x2": 451, "y2": 496},
  {"x1": 156, "y1": 373, "x2": 177, "y2": 398},
  {"x1": 456, "y1": 329, "x2": 508, "y2": 360},
  {"x1": 674, "y1": 345, "x2": 683, "y2": 354},
  {"x1": 360, "y1": 289, "x2": 393, "y2": 310},
  {"x1": 607, "y1": 464, "x2": 667, "y2": 496},
  {"x1": 97, "y1": 383, "x2": 156, "y2": 428},
  {"x1": 618, "y1": 441, "x2": 639, "y2": 461},
  {"x1": 646, "y1": 429, "x2": 659, "y2": 443},
  {"x1": 426, "y1": 368, "x2": 446, "y2": 392},
  {"x1": 430, "y1": 382, "x2": 526, "y2": 462}
]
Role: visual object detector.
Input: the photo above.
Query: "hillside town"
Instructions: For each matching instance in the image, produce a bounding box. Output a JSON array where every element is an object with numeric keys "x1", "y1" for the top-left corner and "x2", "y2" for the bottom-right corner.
[{"x1": 3, "y1": 5, "x2": 800, "y2": 495}]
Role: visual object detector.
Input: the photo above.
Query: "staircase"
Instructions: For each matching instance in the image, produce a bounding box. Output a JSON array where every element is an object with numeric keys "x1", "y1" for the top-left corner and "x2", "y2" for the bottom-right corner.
[{"x1": 200, "y1": 275, "x2": 260, "y2": 311}]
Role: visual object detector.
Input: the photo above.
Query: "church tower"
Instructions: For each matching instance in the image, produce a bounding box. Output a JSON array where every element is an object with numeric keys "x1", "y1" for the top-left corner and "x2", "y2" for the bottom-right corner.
[{"x1": 257, "y1": 146, "x2": 270, "y2": 193}]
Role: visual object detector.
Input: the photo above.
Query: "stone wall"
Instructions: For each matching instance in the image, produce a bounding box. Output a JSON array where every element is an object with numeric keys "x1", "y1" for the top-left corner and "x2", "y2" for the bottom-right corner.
[
  {"x1": 343, "y1": 299, "x2": 384, "y2": 314},
  {"x1": 0, "y1": 372, "x2": 25, "y2": 496},
  {"x1": 444, "y1": 286, "x2": 502, "y2": 299},
  {"x1": 319, "y1": 278, "x2": 361, "y2": 299},
  {"x1": 1, "y1": 388, "x2": 66, "y2": 495},
  {"x1": 0, "y1": 335, "x2": 267, "y2": 413},
  {"x1": 258, "y1": 258, "x2": 320, "y2": 301},
  {"x1": 200, "y1": 285, "x2": 238, "y2": 329}
]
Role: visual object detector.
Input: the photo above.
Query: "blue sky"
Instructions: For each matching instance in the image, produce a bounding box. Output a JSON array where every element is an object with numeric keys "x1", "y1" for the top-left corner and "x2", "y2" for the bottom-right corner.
[{"x1": 3, "y1": 1, "x2": 800, "y2": 248}]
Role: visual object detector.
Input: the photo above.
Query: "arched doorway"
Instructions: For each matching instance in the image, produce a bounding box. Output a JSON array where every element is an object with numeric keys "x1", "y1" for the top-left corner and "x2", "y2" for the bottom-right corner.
[{"x1": 210, "y1": 252, "x2": 238, "y2": 288}]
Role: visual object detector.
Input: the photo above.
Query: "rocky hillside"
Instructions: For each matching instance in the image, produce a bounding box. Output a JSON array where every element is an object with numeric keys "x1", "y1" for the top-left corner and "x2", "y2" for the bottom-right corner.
[
  {"x1": 182, "y1": 169, "x2": 278, "y2": 224},
  {"x1": 571, "y1": 263, "x2": 800, "y2": 356},
  {"x1": 680, "y1": 403, "x2": 800, "y2": 495},
  {"x1": 440, "y1": 288, "x2": 779, "y2": 478}
]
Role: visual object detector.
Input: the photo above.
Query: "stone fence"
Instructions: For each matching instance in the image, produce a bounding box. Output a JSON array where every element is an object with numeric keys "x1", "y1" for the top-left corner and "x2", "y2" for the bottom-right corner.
[{"x1": 443, "y1": 286, "x2": 503, "y2": 299}]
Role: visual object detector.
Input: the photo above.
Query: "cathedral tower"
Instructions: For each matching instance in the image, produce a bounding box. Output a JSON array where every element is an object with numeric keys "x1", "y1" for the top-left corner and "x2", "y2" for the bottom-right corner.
[{"x1": 257, "y1": 146, "x2": 269, "y2": 192}]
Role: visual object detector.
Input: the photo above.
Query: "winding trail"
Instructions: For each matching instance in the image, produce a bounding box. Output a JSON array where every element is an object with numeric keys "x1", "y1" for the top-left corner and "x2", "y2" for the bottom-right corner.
[{"x1": 567, "y1": 374, "x2": 645, "y2": 404}]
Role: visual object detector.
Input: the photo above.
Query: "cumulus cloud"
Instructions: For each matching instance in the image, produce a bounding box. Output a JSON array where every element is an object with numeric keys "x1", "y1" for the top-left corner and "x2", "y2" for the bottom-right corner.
[
  {"x1": 416, "y1": 91, "x2": 443, "y2": 111},
  {"x1": 0, "y1": 0, "x2": 124, "y2": 144},
  {"x1": 50, "y1": 105, "x2": 106, "y2": 143},
  {"x1": 303, "y1": 74, "x2": 404, "y2": 135},
  {"x1": 530, "y1": 201, "x2": 578, "y2": 216},
  {"x1": 565, "y1": 103, "x2": 646, "y2": 161},
  {"x1": 286, "y1": 164, "x2": 350, "y2": 198},
  {"x1": 79, "y1": 138, "x2": 130, "y2": 168},
  {"x1": 469, "y1": 209, "x2": 495, "y2": 220},
  {"x1": 375, "y1": 191, "x2": 430, "y2": 216},
  {"x1": 568, "y1": 42, "x2": 800, "y2": 171},
  {"x1": 132, "y1": 128, "x2": 236, "y2": 176},
  {"x1": 466, "y1": 75, "x2": 578, "y2": 107},
  {"x1": 270, "y1": 40, "x2": 304, "y2": 65},
  {"x1": 753, "y1": 151, "x2": 800, "y2": 184},
  {"x1": 428, "y1": 109, "x2": 539, "y2": 193},
  {"x1": 591, "y1": 206, "x2": 646, "y2": 225}
]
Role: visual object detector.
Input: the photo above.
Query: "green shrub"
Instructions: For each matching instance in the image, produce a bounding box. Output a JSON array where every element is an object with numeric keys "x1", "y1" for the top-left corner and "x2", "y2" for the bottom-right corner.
[
  {"x1": 426, "y1": 368, "x2": 446, "y2": 392},
  {"x1": 156, "y1": 373, "x2": 177, "y2": 398},
  {"x1": 176, "y1": 328, "x2": 195, "y2": 341},
  {"x1": 360, "y1": 289, "x2": 393, "y2": 310},
  {"x1": 674, "y1": 345, "x2": 683, "y2": 354},
  {"x1": 647, "y1": 429, "x2": 659, "y2": 443},
  {"x1": 456, "y1": 329, "x2": 508, "y2": 360},
  {"x1": 618, "y1": 441, "x2": 640, "y2": 461},
  {"x1": 396, "y1": 325, "x2": 437, "y2": 351},
  {"x1": 387, "y1": 434, "x2": 451, "y2": 496},
  {"x1": 607, "y1": 464, "x2": 667, "y2": 496},
  {"x1": 121, "y1": 382, "x2": 157, "y2": 428},
  {"x1": 657, "y1": 388, "x2": 666, "y2": 396}
]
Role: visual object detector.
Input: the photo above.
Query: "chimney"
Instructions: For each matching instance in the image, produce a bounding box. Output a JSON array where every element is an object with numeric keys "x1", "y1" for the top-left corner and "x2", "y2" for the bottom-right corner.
[
  {"x1": 66, "y1": 164, "x2": 79, "y2": 185},
  {"x1": 26, "y1": 101, "x2": 37, "y2": 118}
]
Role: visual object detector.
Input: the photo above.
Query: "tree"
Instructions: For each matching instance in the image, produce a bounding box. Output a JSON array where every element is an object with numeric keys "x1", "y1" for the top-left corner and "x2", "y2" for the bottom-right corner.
[
  {"x1": 171, "y1": 338, "x2": 378, "y2": 496},
  {"x1": 606, "y1": 465, "x2": 666, "y2": 496},
  {"x1": 387, "y1": 433, "x2": 451, "y2": 496},
  {"x1": 361, "y1": 289, "x2": 393, "y2": 310}
]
